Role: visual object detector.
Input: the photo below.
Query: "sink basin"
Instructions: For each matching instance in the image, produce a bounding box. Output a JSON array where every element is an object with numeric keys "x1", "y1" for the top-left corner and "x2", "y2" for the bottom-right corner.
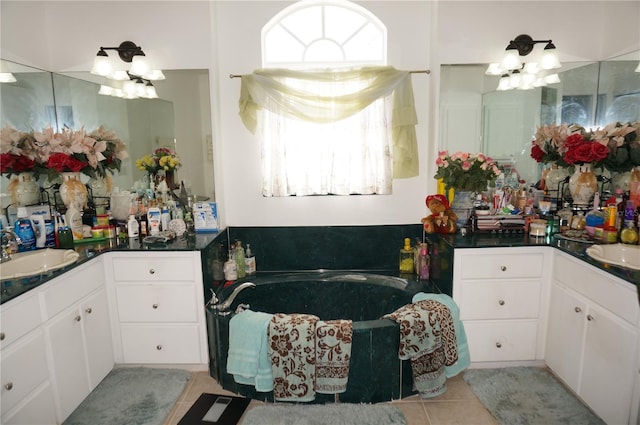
[
  {"x1": 0, "y1": 249, "x2": 80, "y2": 280},
  {"x1": 586, "y1": 244, "x2": 640, "y2": 270}
]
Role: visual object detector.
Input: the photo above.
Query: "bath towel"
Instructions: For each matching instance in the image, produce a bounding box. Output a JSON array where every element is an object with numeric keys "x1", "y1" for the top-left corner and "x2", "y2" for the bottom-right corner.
[
  {"x1": 227, "y1": 309, "x2": 275, "y2": 392},
  {"x1": 268, "y1": 313, "x2": 319, "y2": 402},
  {"x1": 315, "y1": 319, "x2": 353, "y2": 394},
  {"x1": 412, "y1": 292, "x2": 470, "y2": 377},
  {"x1": 383, "y1": 301, "x2": 447, "y2": 398}
]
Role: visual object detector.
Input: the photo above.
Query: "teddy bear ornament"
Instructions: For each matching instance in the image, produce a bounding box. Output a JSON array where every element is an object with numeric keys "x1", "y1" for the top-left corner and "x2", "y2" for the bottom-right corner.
[{"x1": 421, "y1": 194, "x2": 458, "y2": 234}]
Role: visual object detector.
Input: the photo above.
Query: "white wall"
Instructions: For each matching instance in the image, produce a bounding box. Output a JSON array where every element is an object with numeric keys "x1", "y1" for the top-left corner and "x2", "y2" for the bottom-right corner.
[{"x1": 1, "y1": 0, "x2": 638, "y2": 228}]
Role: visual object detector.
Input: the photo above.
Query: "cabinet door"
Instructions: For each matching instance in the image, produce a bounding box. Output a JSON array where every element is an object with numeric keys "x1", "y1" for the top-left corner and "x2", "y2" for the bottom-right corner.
[
  {"x1": 2, "y1": 383, "x2": 57, "y2": 425},
  {"x1": 545, "y1": 282, "x2": 586, "y2": 391},
  {"x1": 82, "y1": 289, "x2": 114, "y2": 389},
  {"x1": 580, "y1": 301, "x2": 638, "y2": 425},
  {"x1": 46, "y1": 304, "x2": 91, "y2": 421}
]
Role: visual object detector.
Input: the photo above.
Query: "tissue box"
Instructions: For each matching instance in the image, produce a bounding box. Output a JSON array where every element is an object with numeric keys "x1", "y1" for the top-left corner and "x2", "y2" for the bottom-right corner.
[{"x1": 193, "y1": 202, "x2": 219, "y2": 233}]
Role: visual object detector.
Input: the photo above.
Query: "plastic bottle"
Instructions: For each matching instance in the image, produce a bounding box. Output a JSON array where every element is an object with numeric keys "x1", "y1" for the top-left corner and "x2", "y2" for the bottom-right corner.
[
  {"x1": 556, "y1": 202, "x2": 574, "y2": 233},
  {"x1": 399, "y1": 238, "x2": 414, "y2": 273},
  {"x1": 620, "y1": 201, "x2": 638, "y2": 244},
  {"x1": 224, "y1": 250, "x2": 238, "y2": 281},
  {"x1": 160, "y1": 207, "x2": 170, "y2": 231},
  {"x1": 417, "y1": 242, "x2": 430, "y2": 280},
  {"x1": 147, "y1": 207, "x2": 161, "y2": 235},
  {"x1": 127, "y1": 214, "x2": 140, "y2": 238},
  {"x1": 14, "y1": 207, "x2": 36, "y2": 251},
  {"x1": 65, "y1": 204, "x2": 84, "y2": 240},
  {"x1": 245, "y1": 243, "x2": 256, "y2": 275},
  {"x1": 234, "y1": 241, "x2": 246, "y2": 278},
  {"x1": 30, "y1": 214, "x2": 47, "y2": 248}
]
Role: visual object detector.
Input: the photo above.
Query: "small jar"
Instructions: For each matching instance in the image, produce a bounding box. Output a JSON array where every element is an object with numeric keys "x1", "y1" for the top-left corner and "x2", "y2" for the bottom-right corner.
[{"x1": 529, "y1": 219, "x2": 546, "y2": 237}]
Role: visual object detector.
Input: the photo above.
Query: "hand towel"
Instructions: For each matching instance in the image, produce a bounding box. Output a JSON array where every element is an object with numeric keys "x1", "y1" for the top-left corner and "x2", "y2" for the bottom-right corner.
[
  {"x1": 268, "y1": 313, "x2": 319, "y2": 402},
  {"x1": 315, "y1": 319, "x2": 353, "y2": 394},
  {"x1": 412, "y1": 292, "x2": 470, "y2": 377},
  {"x1": 227, "y1": 309, "x2": 275, "y2": 392}
]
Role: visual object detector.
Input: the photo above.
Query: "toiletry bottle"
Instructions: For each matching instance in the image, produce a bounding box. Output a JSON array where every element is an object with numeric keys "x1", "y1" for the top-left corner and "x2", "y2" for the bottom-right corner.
[
  {"x1": 417, "y1": 242, "x2": 430, "y2": 280},
  {"x1": 160, "y1": 207, "x2": 170, "y2": 231},
  {"x1": 65, "y1": 204, "x2": 84, "y2": 240},
  {"x1": 234, "y1": 240, "x2": 246, "y2": 278},
  {"x1": 30, "y1": 213, "x2": 47, "y2": 248},
  {"x1": 620, "y1": 201, "x2": 638, "y2": 244},
  {"x1": 147, "y1": 207, "x2": 161, "y2": 235},
  {"x1": 57, "y1": 225, "x2": 74, "y2": 249},
  {"x1": 557, "y1": 202, "x2": 573, "y2": 233},
  {"x1": 127, "y1": 214, "x2": 140, "y2": 238},
  {"x1": 245, "y1": 243, "x2": 256, "y2": 275},
  {"x1": 14, "y1": 207, "x2": 36, "y2": 251},
  {"x1": 399, "y1": 238, "x2": 414, "y2": 273},
  {"x1": 224, "y1": 250, "x2": 238, "y2": 281}
]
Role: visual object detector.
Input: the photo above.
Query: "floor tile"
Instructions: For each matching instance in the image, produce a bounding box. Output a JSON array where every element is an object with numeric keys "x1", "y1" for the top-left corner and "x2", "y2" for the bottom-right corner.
[
  {"x1": 390, "y1": 401, "x2": 431, "y2": 425},
  {"x1": 424, "y1": 400, "x2": 498, "y2": 425}
]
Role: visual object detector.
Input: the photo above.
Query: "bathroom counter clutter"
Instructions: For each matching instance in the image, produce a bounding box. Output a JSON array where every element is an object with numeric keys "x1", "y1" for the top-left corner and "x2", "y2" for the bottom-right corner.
[
  {"x1": 435, "y1": 232, "x2": 640, "y2": 290},
  {"x1": 0, "y1": 232, "x2": 219, "y2": 304}
]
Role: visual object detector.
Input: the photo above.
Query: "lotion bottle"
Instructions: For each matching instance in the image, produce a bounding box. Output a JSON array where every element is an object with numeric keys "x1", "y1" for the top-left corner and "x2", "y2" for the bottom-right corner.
[{"x1": 127, "y1": 214, "x2": 140, "y2": 238}]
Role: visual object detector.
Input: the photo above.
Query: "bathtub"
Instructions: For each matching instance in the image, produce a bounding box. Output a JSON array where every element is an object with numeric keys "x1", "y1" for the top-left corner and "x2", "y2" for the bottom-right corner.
[{"x1": 205, "y1": 271, "x2": 436, "y2": 403}]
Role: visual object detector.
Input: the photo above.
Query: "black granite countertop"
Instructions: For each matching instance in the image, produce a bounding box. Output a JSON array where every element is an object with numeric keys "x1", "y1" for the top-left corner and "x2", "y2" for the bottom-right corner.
[
  {"x1": 1, "y1": 232, "x2": 220, "y2": 305},
  {"x1": 436, "y1": 232, "x2": 640, "y2": 289}
]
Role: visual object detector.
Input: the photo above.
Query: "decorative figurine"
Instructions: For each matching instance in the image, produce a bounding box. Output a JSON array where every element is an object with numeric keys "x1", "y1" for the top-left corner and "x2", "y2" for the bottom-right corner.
[{"x1": 421, "y1": 194, "x2": 458, "y2": 234}]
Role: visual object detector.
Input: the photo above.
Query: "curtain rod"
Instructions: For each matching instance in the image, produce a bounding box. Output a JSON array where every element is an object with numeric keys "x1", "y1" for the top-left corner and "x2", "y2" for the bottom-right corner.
[{"x1": 229, "y1": 69, "x2": 430, "y2": 79}]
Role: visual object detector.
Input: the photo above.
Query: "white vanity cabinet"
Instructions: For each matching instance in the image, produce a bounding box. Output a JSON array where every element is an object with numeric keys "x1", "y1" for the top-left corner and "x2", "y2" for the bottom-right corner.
[
  {"x1": 0, "y1": 292, "x2": 57, "y2": 425},
  {"x1": 546, "y1": 251, "x2": 639, "y2": 425},
  {"x1": 41, "y1": 256, "x2": 114, "y2": 421},
  {"x1": 452, "y1": 246, "x2": 550, "y2": 362},
  {"x1": 105, "y1": 251, "x2": 208, "y2": 365}
]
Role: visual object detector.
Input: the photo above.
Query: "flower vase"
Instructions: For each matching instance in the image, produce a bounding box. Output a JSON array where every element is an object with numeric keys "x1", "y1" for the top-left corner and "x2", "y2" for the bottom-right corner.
[
  {"x1": 59, "y1": 172, "x2": 88, "y2": 210},
  {"x1": 88, "y1": 174, "x2": 113, "y2": 207},
  {"x1": 8, "y1": 172, "x2": 41, "y2": 206},
  {"x1": 629, "y1": 166, "x2": 640, "y2": 210},
  {"x1": 568, "y1": 163, "x2": 598, "y2": 206},
  {"x1": 544, "y1": 163, "x2": 569, "y2": 196},
  {"x1": 165, "y1": 170, "x2": 176, "y2": 190},
  {"x1": 450, "y1": 190, "x2": 475, "y2": 228}
]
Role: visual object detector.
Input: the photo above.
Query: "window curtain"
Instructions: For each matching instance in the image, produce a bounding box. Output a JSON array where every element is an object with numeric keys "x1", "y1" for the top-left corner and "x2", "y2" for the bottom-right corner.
[{"x1": 238, "y1": 66, "x2": 419, "y2": 196}]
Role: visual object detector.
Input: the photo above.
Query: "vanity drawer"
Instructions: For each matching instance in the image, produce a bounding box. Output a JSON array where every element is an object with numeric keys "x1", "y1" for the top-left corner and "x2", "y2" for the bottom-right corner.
[
  {"x1": 115, "y1": 284, "x2": 199, "y2": 323},
  {"x1": 464, "y1": 320, "x2": 538, "y2": 362},
  {"x1": 0, "y1": 293, "x2": 41, "y2": 349},
  {"x1": 1, "y1": 330, "x2": 49, "y2": 414},
  {"x1": 459, "y1": 281, "x2": 541, "y2": 320},
  {"x1": 120, "y1": 325, "x2": 202, "y2": 364},
  {"x1": 111, "y1": 255, "x2": 196, "y2": 282},
  {"x1": 41, "y1": 260, "x2": 104, "y2": 319},
  {"x1": 554, "y1": 252, "x2": 638, "y2": 325},
  {"x1": 458, "y1": 251, "x2": 544, "y2": 280}
]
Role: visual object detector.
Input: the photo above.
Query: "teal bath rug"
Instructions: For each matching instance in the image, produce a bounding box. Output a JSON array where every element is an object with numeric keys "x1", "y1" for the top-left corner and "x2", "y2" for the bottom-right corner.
[
  {"x1": 463, "y1": 367, "x2": 605, "y2": 425},
  {"x1": 241, "y1": 403, "x2": 407, "y2": 425},
  {"x1": 63, "y1": 367, "x2": 191, "y2": 425}
]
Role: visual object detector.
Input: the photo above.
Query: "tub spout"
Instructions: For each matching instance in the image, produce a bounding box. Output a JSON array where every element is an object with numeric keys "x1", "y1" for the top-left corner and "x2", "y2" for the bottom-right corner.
[{"x1": 215, "y1": 282, "x2": 256, "y2": 312}]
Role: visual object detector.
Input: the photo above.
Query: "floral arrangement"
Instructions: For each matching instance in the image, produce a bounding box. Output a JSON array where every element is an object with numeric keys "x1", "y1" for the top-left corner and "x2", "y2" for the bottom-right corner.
[
  {"x1": 531, "y1": 121, "x2": 640, "y2": 171},
  {"x1": 0, "y1": 125, "x2": 128, "y2": 180},
  {"x1": 136, "y1": 147, "x2": 181, "y2": 174},
  {"x1": 434, "y1": 150, "x2": 502, "y2": 192}
]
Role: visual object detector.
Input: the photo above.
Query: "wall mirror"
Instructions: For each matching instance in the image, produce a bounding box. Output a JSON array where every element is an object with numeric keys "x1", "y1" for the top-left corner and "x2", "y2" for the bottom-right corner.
[
  {"x1": 440, "y1": 51, "x2": 640, "y2": 186},
  {"x1": 0, "y1": 59, "x2": 213, "y2": 210}
]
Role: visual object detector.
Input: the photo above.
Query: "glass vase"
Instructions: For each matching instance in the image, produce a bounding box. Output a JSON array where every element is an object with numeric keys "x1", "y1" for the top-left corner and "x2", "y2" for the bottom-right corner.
[
  {"x1": 450, "y1": 190, "x2": 475, "y2": 228},
  {"x1": 9, "y1": 172, "x2": 41, "y2": 206},
  {"x1": 88, "y1": 174, "x2": 113, "y2": 207},
  {"x1": 59, "y1": 172, "x2": 88, "y2": 210},
  {"x1": 568, "y1": 163, "x2": 598, "y2": 207}
]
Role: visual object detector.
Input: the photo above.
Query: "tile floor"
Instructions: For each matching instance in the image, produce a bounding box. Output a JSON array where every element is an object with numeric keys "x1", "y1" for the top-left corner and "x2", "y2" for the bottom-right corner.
[{"x1": 163, "y1": 371, "x2": 498, "y2": 425}]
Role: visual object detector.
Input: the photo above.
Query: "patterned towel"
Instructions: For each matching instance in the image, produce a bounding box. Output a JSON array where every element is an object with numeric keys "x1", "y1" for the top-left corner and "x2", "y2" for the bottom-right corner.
[
  {"x1": 268, "y1": 313, "x2": 319, "y2": 402},
  {"x1": 315, "y1": 319, "x2": 353, "y2": 394},
  {"x1": 384, "y1": 300, "x2": 452, "y2": 398},
  {"x1": 412, "y1": 292, "x2": 470, "y2": 378}
]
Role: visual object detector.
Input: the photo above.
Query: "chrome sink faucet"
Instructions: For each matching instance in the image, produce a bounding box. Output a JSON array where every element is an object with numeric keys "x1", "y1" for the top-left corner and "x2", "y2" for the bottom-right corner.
[{"x1": 1, "y1": 229, "x2": 22, "y2": 263}]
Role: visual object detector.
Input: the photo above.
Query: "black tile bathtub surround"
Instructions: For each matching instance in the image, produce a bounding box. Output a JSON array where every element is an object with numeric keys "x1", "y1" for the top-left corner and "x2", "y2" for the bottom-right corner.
[{"x1": 225, "y1": 224, "x2": 424, "y2": 272}]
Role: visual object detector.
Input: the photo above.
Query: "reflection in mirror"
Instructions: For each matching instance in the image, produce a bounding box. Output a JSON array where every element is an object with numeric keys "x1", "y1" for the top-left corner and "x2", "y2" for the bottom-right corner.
[{"x1": 440, "y1": 52, "x2": 640, "y2": 187}]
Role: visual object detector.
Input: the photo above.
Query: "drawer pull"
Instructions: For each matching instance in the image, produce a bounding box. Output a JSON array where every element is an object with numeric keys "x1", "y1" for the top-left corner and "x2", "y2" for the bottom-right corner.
[
  {"x1": 498, "y1": 300, "x2": 505, "y2": 306},
  {"x1": 85, "y1": 308, "x2": 93, "y2": 314},
  {"x1": 500, "y1": 266, "x2": 507, "y2": 271},
  {"x1": 156, "y1": 344, "x2": 163, "y2": 350},
  {"x1": 149, "y1": 269, "x2": 156, "y2": 275},
  {"x1": 0, "y1": 332, "x2": 5, "y2": 341},
  {"x1": 587, "y1": 314, "x2": 594, "y2": 322},
  {"x1": 574, "y1": 307, "x2": 582, "y2": 313},
  {"x1": 152, "y1": 304, "x2": 159, "y2": 309},
  {"x1": 496, "y1": 342, "x2": 502, "y2": 348},
  {"x1": 4, "y1": 382, "x2": 13, "y2": 391},
  {"x1": 74, "y1": 315, "x2": 81, "y2": 322}
]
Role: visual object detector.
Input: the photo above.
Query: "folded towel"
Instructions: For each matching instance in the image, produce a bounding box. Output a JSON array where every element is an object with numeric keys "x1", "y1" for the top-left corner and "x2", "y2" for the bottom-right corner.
[
  {"x1": 268, "y1": 313, "x2": 319, "y2": 402},
  {"x1": 383, "y1": 302, "x2": 446, "y2": 398},
  {"x1": 315, "y1": 319, "x2": 352, "y2": 394},
  {"x1": 412, "y1": 292, "x2": 470, "y2": 377},
  {"x1": 227, "y1": 309, "x2": 275, "y2": 392}
]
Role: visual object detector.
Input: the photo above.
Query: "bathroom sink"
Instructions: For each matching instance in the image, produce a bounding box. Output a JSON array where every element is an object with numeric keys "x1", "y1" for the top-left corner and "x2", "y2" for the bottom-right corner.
[
  {"x1": 0, "y1": 249, "x2": 80, "y2": 280},
  {"x1": 586, "y1": 244, "x2": 640, "y2": 270}
]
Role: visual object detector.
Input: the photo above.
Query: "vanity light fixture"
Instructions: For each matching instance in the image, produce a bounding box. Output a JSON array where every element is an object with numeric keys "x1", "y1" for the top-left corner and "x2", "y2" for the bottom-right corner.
[
  {"x1": 635, "y1": 62, "x2": 640, "y2": 73},
  {"x1": 90, "y1": 40, "x2": 165, "y2": 82},
  {"x1": 0, "y1": 72, "x2": 16, "y2": 83},
  {"x1": 99, "y1": 72, "x2": 158, "y2": 100},
  {"x1": 487, "y1": 34, "x2": 562, "y2": 91}
]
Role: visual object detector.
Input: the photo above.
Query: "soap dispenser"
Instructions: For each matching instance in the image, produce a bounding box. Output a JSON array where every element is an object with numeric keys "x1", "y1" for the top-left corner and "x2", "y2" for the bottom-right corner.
[{"x1": 399, "y1": 238, "x2": 414, "y2": 273}]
